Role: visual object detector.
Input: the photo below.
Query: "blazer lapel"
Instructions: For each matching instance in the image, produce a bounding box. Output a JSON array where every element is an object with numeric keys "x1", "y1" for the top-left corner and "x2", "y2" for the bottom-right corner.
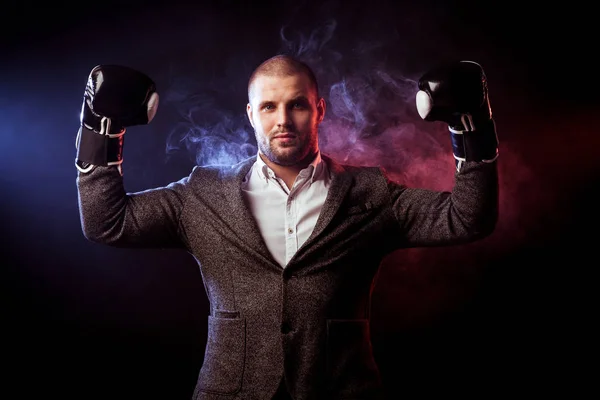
[
  {"x1": 222, "y1": 157, "x2": 280, "y2": 269},
  {"x1": 297, "y1": 155, "x2": 353, "y2": 254}
]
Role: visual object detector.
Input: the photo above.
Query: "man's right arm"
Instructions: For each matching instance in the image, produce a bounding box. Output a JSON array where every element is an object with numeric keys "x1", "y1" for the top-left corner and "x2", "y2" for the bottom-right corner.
[
  {"x1": 75, "y1": 65, "x2": 188, "y2": 249},
  {"x1": 77, "y1": 166, "x2": 189, "y2": 249}
]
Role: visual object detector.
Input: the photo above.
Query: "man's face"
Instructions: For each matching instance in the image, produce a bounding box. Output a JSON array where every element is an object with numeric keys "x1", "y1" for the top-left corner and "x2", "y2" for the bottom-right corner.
[{"x1": 247, "y1": 73, "x2": 325, "y2": 166}]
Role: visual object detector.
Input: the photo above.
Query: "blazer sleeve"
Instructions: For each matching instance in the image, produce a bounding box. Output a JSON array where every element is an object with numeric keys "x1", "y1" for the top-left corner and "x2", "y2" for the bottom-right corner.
[
  {"x1": 76, "y1": 165, "x2": 192, "y2": 249},
  {"x1": 385, "y1": 160, "x2": 499, "y2": 247}
]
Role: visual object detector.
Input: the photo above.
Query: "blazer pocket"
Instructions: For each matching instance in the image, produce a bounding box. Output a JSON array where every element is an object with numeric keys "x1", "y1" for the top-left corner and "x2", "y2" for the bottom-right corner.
[
  {"x1": 196, "y1": 316, "x2": 246, "y2": 395},
  {"x1": 214, "y1": 310, "x2": 241, "y2": 319}
]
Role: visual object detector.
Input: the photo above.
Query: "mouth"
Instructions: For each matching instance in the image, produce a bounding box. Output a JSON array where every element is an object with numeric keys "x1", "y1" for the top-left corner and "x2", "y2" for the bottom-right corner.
[
  {"x1": 273, "y1": 132, "x2": 297, "y2": 139},
  {"x1": 272, "y1": 133, "x2": 298, "y2": 144}
]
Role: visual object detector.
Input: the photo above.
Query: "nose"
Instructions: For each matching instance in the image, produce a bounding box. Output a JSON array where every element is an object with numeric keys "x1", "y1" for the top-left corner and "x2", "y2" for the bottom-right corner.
[{"x1": 276, "y1": 107, "x2": 292, "y2": 128}]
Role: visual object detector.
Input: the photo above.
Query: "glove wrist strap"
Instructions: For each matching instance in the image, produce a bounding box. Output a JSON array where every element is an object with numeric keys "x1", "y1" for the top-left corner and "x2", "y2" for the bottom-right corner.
[
  {"x1": 450, "y1": 118, "x2": 499, "y2": 171},
  {"x1": 75, "y1": 119, "x2": 125, "y2": 173}
]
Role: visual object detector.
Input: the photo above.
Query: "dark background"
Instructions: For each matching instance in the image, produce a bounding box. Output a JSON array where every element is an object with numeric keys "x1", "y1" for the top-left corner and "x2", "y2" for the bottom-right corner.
[{"x1": 2, "y1": 0, "x2": 597, "y2": 398}]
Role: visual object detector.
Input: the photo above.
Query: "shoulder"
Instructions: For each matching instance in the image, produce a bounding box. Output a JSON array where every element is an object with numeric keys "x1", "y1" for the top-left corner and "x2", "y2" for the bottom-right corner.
[
  {"x1": 187, "y1": 156, "x2": 256, "y2": 182},
  {"x1": 322, "y1": 153, "x2": 385, "y2": 180},
  {"x1": 322, "y1": 154, "x2": 393, "y2": 208}
]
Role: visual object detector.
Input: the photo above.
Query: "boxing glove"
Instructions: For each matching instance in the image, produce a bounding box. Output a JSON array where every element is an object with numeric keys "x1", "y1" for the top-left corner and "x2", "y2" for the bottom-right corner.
[
  {"x1": 75, "y1": 65, "x2": 159, "y2": 174},
  {"x1": 416, "y1": 60, "x2": 498, "y2": 171}
]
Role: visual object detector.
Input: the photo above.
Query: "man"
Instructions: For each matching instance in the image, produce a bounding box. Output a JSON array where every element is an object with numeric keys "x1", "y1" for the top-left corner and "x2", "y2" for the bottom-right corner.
[{"x1": 75, "y1": 55, "x2": 499, "y2": 399}]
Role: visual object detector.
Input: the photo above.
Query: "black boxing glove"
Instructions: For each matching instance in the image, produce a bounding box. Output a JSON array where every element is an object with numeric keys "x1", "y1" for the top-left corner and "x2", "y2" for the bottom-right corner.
[
  {"x1": 416, "y1": 60, "x2": 498, "y2": 171},
  {"x1": 75, "y1": 65, "x2": 159, "y2": 174}
]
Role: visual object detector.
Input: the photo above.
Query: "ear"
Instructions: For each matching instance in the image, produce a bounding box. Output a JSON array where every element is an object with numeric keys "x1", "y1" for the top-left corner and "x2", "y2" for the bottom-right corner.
[
  {"x1": 246, "y1": 103, "x2": 254, "y2": 129},
  {"x1": 316, "y1": 97, "x2": 326, "y2": 124}
]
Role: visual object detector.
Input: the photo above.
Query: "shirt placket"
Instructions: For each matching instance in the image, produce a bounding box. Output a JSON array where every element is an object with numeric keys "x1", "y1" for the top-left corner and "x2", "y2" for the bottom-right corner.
[
  {"x1": 284, "y1": 192, "x2": 297, "y2": 265},
  {"x1": 284, "y1": 172, "x2": 311, "y2": 265}
]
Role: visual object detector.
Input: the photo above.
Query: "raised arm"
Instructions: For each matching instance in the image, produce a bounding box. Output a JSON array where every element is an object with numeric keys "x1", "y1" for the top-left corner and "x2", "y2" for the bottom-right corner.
[
  {"x1": 75, "y1": 65, "x2": 188, "y2": 249},
  {"x1": 389, "y1": 60, "x2": 499, "y2": 247}
]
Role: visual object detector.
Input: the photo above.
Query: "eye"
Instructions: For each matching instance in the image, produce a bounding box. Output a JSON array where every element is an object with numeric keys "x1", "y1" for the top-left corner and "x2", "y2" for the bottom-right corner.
[
  {"x1": 262, "y1": 104, "x2": 274, "y2": 111},
  {"x1": 292, "y1": 101, "x2": 308, "y2": 109}
]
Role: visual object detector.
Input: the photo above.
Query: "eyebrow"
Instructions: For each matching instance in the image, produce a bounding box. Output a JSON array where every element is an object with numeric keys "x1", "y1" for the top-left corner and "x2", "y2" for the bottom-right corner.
[
  {"x1": 258, "y1": 96, "x2": 310, "y2": 108},
  {"x1": 291, "y1": 95, "x2": 310, "y2": 104}
]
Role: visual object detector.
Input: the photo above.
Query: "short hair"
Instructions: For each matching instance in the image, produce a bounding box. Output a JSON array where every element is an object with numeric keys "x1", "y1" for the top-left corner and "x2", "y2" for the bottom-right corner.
[{"x1": 247, "y1": 54, "x2": 319, "y2": 101}]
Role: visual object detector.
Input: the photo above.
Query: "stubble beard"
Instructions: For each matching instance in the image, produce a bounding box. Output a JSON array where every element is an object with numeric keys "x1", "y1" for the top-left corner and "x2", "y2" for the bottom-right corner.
[{"x1": 257, "y1": 129, "x2": 318, "y2": 167}]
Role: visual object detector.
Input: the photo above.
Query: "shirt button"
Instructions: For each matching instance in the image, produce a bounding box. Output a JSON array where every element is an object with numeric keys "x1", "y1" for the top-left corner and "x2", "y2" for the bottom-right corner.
[{"x1": 288, "y1": 228, "x2": 293, "y2": 234}]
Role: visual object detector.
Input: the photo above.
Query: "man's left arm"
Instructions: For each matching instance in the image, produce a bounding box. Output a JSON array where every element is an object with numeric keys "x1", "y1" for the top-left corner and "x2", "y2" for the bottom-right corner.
[
  {"x1": 386, "y1": 159, "x2": 498, "y2": 247},
  {"x1": 386, "y1": 60, "x2": 500, "y2": 247}
]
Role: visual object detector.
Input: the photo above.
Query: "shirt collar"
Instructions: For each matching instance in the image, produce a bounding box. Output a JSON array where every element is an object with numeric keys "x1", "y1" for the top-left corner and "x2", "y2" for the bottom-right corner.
[{"x1": 255, "y1": 150, "x2": 325, "y2": 184}]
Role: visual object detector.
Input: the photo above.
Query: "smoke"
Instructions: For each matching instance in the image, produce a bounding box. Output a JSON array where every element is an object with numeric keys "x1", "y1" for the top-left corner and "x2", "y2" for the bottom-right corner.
[
  {"x1": 277, "y1": 17, "x2": 449, "y2": 186},
  {"x1": 162, "y1": 70, "x2": 257, "y2": 167},
  {"x1": 163, "y1": 13, "x2": 448, "y2": 188}
]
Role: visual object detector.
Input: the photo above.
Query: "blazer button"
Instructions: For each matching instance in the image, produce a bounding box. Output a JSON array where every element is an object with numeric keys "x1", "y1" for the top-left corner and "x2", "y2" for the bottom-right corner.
[{"x1": 281, "y1": 322, "x2": 292, "y2": 334}]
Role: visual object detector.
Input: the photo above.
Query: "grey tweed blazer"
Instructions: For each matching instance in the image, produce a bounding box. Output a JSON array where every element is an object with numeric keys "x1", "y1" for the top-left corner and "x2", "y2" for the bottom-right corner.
[{"x1": 76, "y1": 154, "x2": 498, "y2": 399}]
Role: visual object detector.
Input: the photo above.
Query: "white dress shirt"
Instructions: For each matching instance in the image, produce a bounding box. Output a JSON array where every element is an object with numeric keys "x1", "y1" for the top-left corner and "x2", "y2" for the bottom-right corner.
[{"x1": 241, "y1": 151, "x2": 331, "y2": 268}]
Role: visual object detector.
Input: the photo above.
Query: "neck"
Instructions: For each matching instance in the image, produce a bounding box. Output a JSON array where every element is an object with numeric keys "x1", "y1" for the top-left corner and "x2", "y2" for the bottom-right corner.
[{"x1": 260, "y1": 151, "x2": 317, "y2": 190}]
